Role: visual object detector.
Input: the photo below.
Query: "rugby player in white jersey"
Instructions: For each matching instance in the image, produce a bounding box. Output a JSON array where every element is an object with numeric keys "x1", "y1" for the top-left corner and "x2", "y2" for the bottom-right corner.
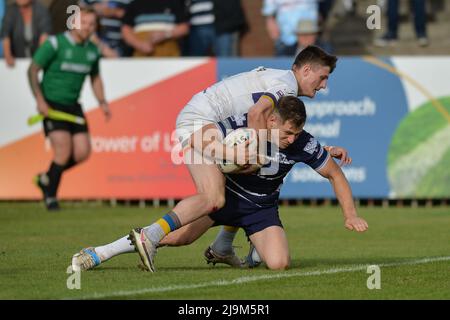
[
  {"x1": 137, "y1": 46, "x2": 338, "y2": 272},
  {"x1": 71, "y1": 96, "x2": 367, "y2": 271},
  {"x1": 73, "y1": 46, "x2": 341, "y2": 272}
]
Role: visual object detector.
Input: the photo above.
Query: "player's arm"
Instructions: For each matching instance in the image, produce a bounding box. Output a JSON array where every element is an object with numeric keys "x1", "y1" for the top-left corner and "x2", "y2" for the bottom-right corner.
[
  {"x1": 27, "y1": 61, "x2": 50, "y2": 116},
  {"x1": 90, "y1": 73, "x2": 111, "y2": 121},
  {"x1": 324, "y1": 145, "x2": 352, "y2": 166},
  {"x1": 28, "y1": 37, "x2": 59, "y2": 116},
  {"x1": 190, "y1": 123, "x2": 244, "y2": 163},
  {"x1": 247, "y1": 96, "x2": 275, "y2": 132},
  {"x1": 317, "y1": 158, "x2": 368, "y2": 232}
]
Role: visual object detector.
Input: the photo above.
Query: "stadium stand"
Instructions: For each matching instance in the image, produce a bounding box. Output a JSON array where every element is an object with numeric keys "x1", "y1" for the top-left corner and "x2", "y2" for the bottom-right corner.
[{"x1": 240, "y1": 0, "x2": 450, "y2": 56}]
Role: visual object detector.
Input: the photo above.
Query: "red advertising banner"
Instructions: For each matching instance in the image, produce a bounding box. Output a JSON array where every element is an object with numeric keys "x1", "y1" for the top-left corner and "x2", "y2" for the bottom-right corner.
[{"x1": 0, "y1": 59, "x2": 216, "y2": 199}]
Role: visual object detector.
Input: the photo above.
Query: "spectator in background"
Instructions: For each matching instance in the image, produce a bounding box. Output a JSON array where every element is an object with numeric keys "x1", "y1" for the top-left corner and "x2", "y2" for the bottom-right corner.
[
  {"x1": 374, "y1": 0, "x2": 429, "y2": 47},
  {"x1": 48, "y1": 0, "x2": 78, "y2": 34},
  {"x1": 213, "y1": 0, "x2": 247, "y2": 56},
  {"x1": 262, "y1": 0, "x2": 320, "y2": 57},
  {"x1": 185, "y1": 0, "x2": 214, "y2": 56},
  {"x1": 186, "y1": 0, "x2": 247, "y2": 57},
  {"x1": 48, "y1": 0, "x2": 121, "y2": 58},
  {"x1": 295, "y1": 17, "x2": 333, "y2": 55},
  {"x1": 121, "y1": 0, "x2": 189, "y2": 57},
  {"x1": 1, "y1": 0, "x2": 51, "y2": 67},
  {"x1": 80, "y1": 0, "x2": 134, "y2": 57},
  {"x1": 318, "y1": 0, "x2": 335, "y2": 21}
]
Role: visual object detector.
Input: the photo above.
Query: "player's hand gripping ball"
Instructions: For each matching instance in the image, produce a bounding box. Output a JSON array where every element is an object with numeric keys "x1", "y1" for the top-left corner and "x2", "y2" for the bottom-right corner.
[{"x1": 218, "y1": 128, "x2": 263, "y2": 174}]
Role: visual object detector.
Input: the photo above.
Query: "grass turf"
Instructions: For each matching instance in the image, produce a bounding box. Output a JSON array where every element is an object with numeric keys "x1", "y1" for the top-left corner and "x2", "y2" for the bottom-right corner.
[{"x1": 0, "y1": 202, "x2": 449, "y2": 300}]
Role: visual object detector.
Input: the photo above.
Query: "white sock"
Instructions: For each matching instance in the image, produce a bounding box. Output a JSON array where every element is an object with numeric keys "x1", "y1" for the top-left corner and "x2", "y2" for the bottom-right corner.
[
  {"x1": 95, "y1": 235, "x2": 135, "y2": 262},
  {"x1": 211, "y1": 226, "x2": 239, "y2": 255},
  {"x1": 143, "y1": 223, "x2": 166, "y2": 245},
  {"x1": 143, "y1": 212, "x2": 182, "y2": 245}
]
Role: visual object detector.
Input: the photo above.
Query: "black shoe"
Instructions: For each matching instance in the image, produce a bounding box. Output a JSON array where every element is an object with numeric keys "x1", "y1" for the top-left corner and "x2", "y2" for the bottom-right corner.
[
  {"x1": 34, "y1": 173, "x2": 59, "y2": 211},
  {"x1": 45, "y1": 197, "x2": 60, "y2": 211},
  {"x1": 204, "y1": 245, "x2": 243, "y2": 268},
  {"x1": 34, "y1": 173, "x2": 49, "y2": 197}
]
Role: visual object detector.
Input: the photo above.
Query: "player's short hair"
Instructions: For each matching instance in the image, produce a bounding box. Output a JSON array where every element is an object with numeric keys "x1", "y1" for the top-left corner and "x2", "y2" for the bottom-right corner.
[
  {"x1": 79, "y1": 5, "x2": 97, "y2": 16},
  {"x1": 274, "y1": 96, "x2": 307, "y2": 129},
  {"x1": 293, "y1": 45, "x2": 337, "y2": 73}
]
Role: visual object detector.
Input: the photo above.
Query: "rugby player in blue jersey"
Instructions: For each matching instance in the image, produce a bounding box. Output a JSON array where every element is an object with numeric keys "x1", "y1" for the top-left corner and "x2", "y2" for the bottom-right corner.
[{"x1": 72, "y1": 96, "x2": 367, "y2": 271}]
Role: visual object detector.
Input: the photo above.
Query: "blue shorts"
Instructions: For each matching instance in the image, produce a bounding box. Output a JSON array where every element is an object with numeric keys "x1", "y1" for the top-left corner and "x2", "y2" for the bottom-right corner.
[{"x1": 209, "y1": 188, "x2": 283, "y2": 237}]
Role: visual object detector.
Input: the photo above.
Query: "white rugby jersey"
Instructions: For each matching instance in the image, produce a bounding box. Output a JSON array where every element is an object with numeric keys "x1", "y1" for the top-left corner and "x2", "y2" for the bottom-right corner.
[{"x1": 179, "y1": 67, "x2": 299, "y2": 123}]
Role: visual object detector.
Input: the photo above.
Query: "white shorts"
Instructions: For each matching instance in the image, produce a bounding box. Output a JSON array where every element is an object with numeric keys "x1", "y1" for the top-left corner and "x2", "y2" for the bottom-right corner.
[{"x1": 175, "y1": 93, "x2": 219, "y2": 147}]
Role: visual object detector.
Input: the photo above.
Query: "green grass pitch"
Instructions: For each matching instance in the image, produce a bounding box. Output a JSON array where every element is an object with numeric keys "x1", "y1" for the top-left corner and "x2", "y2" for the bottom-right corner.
[{"x1": 0, "y1": 202, "x2": 449, "y2": 300}]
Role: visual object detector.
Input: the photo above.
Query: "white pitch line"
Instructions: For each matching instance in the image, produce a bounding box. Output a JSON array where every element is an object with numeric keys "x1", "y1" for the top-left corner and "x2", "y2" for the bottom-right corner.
[{"x1": 66, "y1": 256, "x2": 450, "y2": 300}]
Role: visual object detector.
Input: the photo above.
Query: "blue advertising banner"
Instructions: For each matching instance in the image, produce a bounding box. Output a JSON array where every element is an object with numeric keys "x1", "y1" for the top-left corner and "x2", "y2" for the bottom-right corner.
[{"x1": 218, "y1": 58, "x2": 411, "y2": 198}]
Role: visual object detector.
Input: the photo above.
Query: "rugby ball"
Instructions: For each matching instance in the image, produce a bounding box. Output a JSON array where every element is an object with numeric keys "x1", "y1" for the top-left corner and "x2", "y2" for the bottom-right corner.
[{"x1": 218, "y1": 128, "x2": 261, "y2": 174}]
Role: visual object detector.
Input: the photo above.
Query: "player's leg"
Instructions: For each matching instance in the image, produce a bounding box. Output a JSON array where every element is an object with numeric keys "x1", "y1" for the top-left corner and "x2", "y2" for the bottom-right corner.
[
  {"x1": 65, "y1": 103, "x2": 90, "y2": 170},
  {"x1": 72, "y1": 235, "x2": 136, "y2": 271},
  {"x1": 248, "y1": 226, "x2": 290, "y2": 270},
  {"x1": 35, "y1": 129, "x2": 72, "y2": 210},
  {"x1": 209, "y1": 226, "x2": 240, "y2": 255},
  {"x1": 143, "y1": 161, "x2": 226, "y2": 240},
  {"x1": 130, "y1": 107, "x2": 229, "y2": 271},
  {"x1": 208, "y1": 225, "x2": 265, "y2": 268},
  {"x1": 159, "y1": 193, "x2": 245, "y2": 268},
  {"x1": 203, "y1": 225, "x2": 243, "y2": 268},
  {"x1": 203, "y1": 190, "x2": 264, "y2": 268},
  {"x1": 130, "y1": 160, "x2": 226, "y2": 272},
  {"x1": 72, "y1": 216, "x2": 216, "y2": 271},
  {"x1": 159, "y1": 215, "x2": 215, "y2": 247},
  {"x1": 160, "y1": 217, "x2": 243, "y2": 267},
  {"x1": 172, "y1": 161, "x2": 226, "y2": 224},
  {"x1": 67, "y1": 132, "x2": 91, "y2": 169},
  {"x1": 47, "y1": 130, "x2": 73, "y2": 194},
  {"x1": 235, "y1": 205, "x2": 289, "y2": 270}
]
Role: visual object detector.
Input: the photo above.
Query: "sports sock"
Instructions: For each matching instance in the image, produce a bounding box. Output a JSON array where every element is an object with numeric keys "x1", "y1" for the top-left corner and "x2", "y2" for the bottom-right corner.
[
  {"x1": 211, "y1": 225, "x2": 239, "y2": 255},
  {"x1": 64, "y1": 156, "x2": 77, "y2": 171},
  {"x1": 94, "y1": 236, "x2": 135, "y2": 262},
  {"x1": 46, "y1": 161, "x2": 65, "y2": 197},
  {"x1": 144, "y1": 211, "x2": 182, "y2": 245}
]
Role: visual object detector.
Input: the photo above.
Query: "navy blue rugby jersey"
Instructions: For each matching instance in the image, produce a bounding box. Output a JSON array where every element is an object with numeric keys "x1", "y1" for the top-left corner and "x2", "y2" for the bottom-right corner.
[{"x1": 215, "y1": 113, "x2": 330, "y2": 206}]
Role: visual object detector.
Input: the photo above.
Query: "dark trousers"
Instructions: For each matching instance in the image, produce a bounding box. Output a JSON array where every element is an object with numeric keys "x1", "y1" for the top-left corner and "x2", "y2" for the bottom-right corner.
[{"x1": 387, "y1": 0, "x2": 427, "y2": 38}]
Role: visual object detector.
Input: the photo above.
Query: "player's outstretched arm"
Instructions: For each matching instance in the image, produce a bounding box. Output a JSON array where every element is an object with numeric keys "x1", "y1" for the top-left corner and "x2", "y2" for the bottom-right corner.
[{"x1": 317, "y1": 158, "x2": 368, "y2": 232}]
